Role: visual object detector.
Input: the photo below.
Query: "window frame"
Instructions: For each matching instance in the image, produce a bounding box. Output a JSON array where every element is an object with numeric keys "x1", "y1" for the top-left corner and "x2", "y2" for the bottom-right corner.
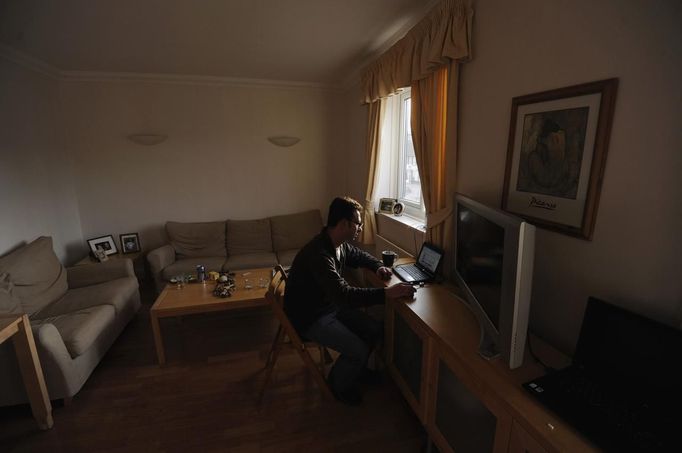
[{"x1": 395, "y1": 89, "x2": 424, "y2": 219}]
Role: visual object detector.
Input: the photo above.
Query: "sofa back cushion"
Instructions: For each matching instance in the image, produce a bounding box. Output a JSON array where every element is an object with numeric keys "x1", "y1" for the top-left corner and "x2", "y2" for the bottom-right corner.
[
  {"x1": 166, "y1": 221, "x2": 227, "y2": 258},
  {"x1": 226, "y1": 218, "x2": 273, "y2": 255},
  {"x1": 0, "y1": 236, "x2": 68, "y2": 317},
  {"x1": 270, "y1": 209, "x2": 323, "y2": 252}
]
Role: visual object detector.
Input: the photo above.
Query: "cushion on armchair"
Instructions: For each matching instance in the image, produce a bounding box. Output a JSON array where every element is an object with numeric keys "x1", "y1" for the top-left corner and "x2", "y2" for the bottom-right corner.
[
  {"x1": 36, "y1": 277, "x2": 139, "y2": 318},
  {"x1": 33, "y1": 305, "x2": 116, "y2": 358},
  {"x1": 0, "y1": 273, "x2": 22, "y2": 316},
  {"x1": 0, "y1": 236, "x2": 68, "y2": 317},
  {"x1": 166, "y1": 221, "x2": 226, "y2": 258}
]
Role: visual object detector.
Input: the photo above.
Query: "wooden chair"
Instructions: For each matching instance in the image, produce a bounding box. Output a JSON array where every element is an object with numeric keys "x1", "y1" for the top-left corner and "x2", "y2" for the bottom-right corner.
[{"x1": 260, "y1": 265, "x2": 334, "y2": 401}]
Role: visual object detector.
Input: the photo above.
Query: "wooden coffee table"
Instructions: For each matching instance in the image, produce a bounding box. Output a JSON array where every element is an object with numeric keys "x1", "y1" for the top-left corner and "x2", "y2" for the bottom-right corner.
[{"x1": 150, "y1": 267, "x2": 272, "y2": 365}]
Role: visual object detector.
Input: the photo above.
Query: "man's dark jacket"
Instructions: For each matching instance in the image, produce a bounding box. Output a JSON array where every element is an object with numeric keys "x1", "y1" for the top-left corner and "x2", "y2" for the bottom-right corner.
[{"x1": 284, "y1": 229, "x2": 385, "y2": 333}]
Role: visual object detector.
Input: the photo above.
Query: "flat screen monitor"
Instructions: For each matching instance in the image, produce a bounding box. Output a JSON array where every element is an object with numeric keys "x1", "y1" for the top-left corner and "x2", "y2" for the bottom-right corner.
[{"x1": 454, "y1": 193, "x2": 535, "y2": 369}]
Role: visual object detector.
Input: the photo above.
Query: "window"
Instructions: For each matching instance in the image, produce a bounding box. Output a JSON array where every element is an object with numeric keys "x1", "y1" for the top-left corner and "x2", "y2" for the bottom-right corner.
[
  {"x1": 397, "y1": 91, "x2": 422, "y2": 210},
  {"x1": 377, "y1": 88, "x2": 424, "y2": 219}
]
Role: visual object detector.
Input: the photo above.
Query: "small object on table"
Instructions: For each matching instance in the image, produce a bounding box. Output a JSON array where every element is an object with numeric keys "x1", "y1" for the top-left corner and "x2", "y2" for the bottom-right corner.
[
  {"x1": 381, "y1": 250, "x2": 398, "y2": 267},
  {"x1": 213, "y1": 273, "x2": 236, "y2": 298},
  {"x1": 196, "y1": 264, "x2": 206, "y2": 283}
]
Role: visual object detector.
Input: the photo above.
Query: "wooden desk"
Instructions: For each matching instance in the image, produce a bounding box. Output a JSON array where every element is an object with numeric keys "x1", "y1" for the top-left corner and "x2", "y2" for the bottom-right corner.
[
  {"x1": 150, "y1": 268, "x2": 271, "y2": 365},
  {"x1": 0, "y1": 315, "x2": 53, "y2": 430},
  {"x1": 365, "y1": 268, "x2": 596, "y2": 453}
]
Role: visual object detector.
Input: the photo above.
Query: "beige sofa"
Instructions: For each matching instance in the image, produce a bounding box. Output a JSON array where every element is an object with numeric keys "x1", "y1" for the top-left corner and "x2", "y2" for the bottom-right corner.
[
  {"x1": 0, "y1": 237, "x2": 140, "y2": 407},
  {"x1": 147, "y1": 209, "x2": 323, "y2": 293}
]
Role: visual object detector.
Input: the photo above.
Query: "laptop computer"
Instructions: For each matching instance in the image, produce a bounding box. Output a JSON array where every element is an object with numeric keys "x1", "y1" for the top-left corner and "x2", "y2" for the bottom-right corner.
[
  {"x1": 393, "y1": 243, "x2": 443, "y2": 284},
  {"x1": 523, "y1": 297, "x2": 682, "y2": 452}
]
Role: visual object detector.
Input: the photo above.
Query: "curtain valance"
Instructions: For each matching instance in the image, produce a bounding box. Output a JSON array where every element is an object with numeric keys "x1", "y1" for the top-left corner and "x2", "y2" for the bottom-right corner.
[{"x1": 360, "y1": 0, "x2": 473, "y2": 104}]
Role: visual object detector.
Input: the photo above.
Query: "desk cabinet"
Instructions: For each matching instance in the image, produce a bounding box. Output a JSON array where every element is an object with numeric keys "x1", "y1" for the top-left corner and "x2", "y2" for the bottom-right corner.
[
  {"x1": 508, "y1": 420, "x2": 549, "y2": 453},
  {"x1": 386, "y1": 302, "x2": 432, "y2": 423},
  {"x1": 428, "y1": 348, "x2": 512, "y2": 453},
  {"x1": 374, "y1": 271, "x2": 596, "y2": 453}
]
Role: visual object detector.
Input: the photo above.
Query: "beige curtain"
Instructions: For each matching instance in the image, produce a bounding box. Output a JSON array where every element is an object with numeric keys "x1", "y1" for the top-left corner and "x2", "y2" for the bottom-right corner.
[
  {"x1": 411, "y1": 66, "x2": 451, "y2": 250},
  {"x1": 359, "y1": 0, "x2": 472, "y2": 248},
  {"x1": 360, "y1": 100, "x2": 383, "y2": 245},
  {"x1": 361, "y1": 0, "x2": 473, "y2": 103}
]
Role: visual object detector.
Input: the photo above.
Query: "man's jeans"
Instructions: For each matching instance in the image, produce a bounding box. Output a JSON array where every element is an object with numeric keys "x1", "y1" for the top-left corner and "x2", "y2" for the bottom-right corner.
[{"x1": 305, "y1": 309, "x2": 383, "y2": 394}]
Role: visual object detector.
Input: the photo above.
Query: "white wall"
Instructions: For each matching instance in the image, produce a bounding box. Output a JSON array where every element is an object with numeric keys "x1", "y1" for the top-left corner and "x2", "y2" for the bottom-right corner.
[
  {"x1": 0, "y1": 55, "x2": 83, "y2": 263},
  {"x1": 345, "y1": 0, "x2": 682, "y2": 353},
  {"x1": 458, "y1": 0, "x2": 682, "y2": 352},
  {"x1": 60, "y1": 78, "x2": 343, "y2": 251}
]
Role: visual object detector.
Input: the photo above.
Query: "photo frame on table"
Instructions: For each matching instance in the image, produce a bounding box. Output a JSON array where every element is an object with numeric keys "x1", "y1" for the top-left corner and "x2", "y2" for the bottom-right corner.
[
  {"x1": 502, "y1": 78, "x2": 618, "y2": 240},
  {"x1": 87, "y1": 235, "x2": 118, "y2": 256},
  {"x1": 119, "y1": 233, "x2": 141, "y2": 254}
]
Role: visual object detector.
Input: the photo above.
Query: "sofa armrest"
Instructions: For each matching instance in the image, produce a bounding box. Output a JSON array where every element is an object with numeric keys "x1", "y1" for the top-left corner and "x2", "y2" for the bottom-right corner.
[
  {"x1": 147, "y1": 244, "x2": 176, "y2": 293},
  {"x1": 66, "y1": 259, "x2": 135, "y2": 288},
  {"x1": 32, "y1": 322, "x2": 71, "y2": 365}
]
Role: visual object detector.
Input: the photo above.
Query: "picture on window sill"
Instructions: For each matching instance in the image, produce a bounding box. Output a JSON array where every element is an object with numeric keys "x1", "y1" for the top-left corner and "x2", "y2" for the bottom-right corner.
[{"x1": 392, "y1": 202, "x2": 405, "y2": 216}]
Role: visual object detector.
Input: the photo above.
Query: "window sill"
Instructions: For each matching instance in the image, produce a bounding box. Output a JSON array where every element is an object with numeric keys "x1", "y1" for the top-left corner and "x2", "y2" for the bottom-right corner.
[{"x1": 376, "y1": 212, "x2": 426, "y2": 232}]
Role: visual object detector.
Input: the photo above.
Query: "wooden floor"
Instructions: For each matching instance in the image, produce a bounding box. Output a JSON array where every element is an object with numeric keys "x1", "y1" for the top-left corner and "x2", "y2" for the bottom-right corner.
[{"x1": 0, "y1": 294, "x2": 425, "y2": 452}]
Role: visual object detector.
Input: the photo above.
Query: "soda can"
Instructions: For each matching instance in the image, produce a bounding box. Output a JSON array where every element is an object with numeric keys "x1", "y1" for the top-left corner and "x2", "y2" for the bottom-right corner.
[{"x1": 196, "y1": 265, "x2": 206, "y2": 282}]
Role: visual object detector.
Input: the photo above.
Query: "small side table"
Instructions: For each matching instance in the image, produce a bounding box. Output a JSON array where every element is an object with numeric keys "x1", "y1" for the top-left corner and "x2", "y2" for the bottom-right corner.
[
  {"x1": 75, "y1": 251, "x2": 146, "y2": 281},
  {"x1": 0, "y1": 314, "x2": 53, "y2": 429},
  {"x1": 75, "y1": 251, "x2": 142, "y2": 266}
]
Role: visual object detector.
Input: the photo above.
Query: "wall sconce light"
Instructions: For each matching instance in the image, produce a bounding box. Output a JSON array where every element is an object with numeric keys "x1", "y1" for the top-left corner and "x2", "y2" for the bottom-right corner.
[
  {"x1": 267, "y1": 136, "x2": 301, "y2": 147},
  {"x1": 127, "y1": 134, "x2": 168, "y2": 146}
]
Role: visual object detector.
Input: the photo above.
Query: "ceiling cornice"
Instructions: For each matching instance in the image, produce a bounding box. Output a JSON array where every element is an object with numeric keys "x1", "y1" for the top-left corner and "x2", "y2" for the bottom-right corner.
[
  {"x1": 1, "y1": 44, "x2": 341, "y2": 91},
  {"x1": 0, "y1": 43, "x2": 61, "y2": 79},
  {"x1": 340, "y1": 0, "x2": 441, "y2": 91}
]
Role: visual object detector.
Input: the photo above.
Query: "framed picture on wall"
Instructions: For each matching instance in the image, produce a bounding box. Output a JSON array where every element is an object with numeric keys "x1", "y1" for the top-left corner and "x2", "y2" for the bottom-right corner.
[
  {"x1": 87, "y1": 235, "x2": 118, "y2": 256},
  {"x1": 119, "y1": 233, "x2": 141, "y2": 254},
  {"x1": 502, "y1": 79, "x2": 618, "y2": 240}
]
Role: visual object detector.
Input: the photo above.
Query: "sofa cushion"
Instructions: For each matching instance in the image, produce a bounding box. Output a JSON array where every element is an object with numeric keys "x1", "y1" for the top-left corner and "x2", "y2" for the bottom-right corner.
[
  {"x1": 226, "y1": 218, "x2": 273, "y2": 255},
  {"x1": 270, "y1": 209, "x2": 322, "y2": 252},
  {"x1": 34, "y1": 305, "x2": 115, "y2": 358},
  {"x1": 223, "y1": 253, "x2": 278, "y2": 271},
  {"x1": 0, "y1": 273, "x2": 21, "y2": 316},
  {"x1": 166, "y1": 221, "x2": 226, "y2": 258},
  {"x1": 0, "y1": 237, "x2": 68, "y2": 317},
  {"x1": 35, "y1": 277, "x2": 139, "y2": 319},
  {"x1": 276, "y1": 249, "x2": 300, "y2": 267},
  {"x1": 161, "y1": 257, "x2": 227, "y2": 281}
]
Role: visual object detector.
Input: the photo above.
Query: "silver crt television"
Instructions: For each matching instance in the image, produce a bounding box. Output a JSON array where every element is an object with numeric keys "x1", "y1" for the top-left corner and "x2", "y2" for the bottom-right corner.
[{"x1": 454, "y1": 193, "x2": 535, "y2": 369}]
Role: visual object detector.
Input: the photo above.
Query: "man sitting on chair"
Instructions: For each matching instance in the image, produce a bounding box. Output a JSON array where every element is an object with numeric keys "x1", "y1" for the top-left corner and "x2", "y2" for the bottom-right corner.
[{"x1": 284, "y1": 196, "x2": 415, "y2": 405}]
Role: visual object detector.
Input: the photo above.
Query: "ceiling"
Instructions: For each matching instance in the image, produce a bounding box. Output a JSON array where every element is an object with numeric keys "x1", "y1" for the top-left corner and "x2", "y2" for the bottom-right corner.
[{"x1": 0, "y1": 0, "x2": 435, "y2": 85}]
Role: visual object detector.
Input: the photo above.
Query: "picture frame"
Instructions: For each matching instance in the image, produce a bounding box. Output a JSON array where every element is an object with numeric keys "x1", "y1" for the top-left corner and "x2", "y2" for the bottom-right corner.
[
  {"x1": 502, "y1": 79, "x2": 618, "y2": 240},
  {"x1": 119, "y1": 233, "x2": 141, "y2": 254},
  {"x1": 379, "y1": 198, "x2": 397, "y2": 214},
  {"x1": 87, "y1": 235, "x2": 118, "y2": 256},
  {"x1": 392, "y1": 202, "x2": 405, "y2": 216},
  {"x1": 93, "y1": 248, "x2": 108, "y2": 263}
]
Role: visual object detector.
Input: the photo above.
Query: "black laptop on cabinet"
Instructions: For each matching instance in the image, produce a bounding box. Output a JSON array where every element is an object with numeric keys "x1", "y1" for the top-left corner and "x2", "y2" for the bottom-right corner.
[{"x1": 523, "y1": 297, "x2": 682, "y2": 452}]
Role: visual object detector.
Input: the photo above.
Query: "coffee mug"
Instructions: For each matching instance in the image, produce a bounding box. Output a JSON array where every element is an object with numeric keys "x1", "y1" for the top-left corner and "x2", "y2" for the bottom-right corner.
[{"x1": 382, "y1": 250, "x2": 398, "y2": 267}]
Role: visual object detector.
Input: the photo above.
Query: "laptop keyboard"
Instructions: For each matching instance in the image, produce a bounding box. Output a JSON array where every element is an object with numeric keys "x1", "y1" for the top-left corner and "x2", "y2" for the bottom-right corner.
[
  {"x1": 402, "y1": 265, "x2": 429, "y2": 280},
  {"x1": 527, "y1": 370, "x2": 673, "y2": 452}
]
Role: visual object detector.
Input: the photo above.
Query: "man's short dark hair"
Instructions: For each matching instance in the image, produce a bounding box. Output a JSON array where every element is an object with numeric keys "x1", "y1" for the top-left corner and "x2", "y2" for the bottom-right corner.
[{"x1": 327, "y1": 196, "x2": 362, "y2": 227}]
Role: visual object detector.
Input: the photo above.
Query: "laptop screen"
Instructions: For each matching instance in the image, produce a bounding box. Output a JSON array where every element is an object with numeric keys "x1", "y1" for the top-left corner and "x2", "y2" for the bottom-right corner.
[
  {"x1": 417, "y1": 243, "x2": 443, "y2": 274},
  {"x1": 574, "y1": 297, "x2": 682, "y2": 393}
]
